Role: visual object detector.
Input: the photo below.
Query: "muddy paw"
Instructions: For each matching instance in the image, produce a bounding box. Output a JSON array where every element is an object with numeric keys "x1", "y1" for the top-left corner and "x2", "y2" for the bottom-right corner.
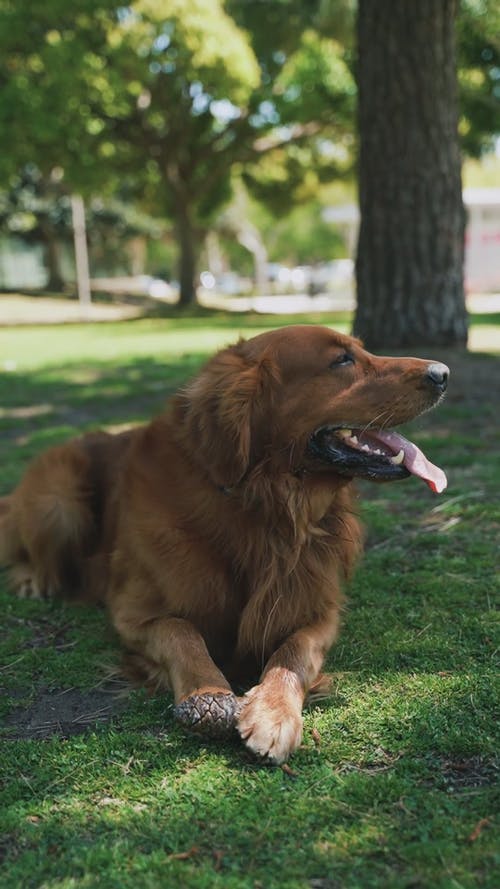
[{"x1": 174, "y1": 691, "x2": 241, "y2": 738}]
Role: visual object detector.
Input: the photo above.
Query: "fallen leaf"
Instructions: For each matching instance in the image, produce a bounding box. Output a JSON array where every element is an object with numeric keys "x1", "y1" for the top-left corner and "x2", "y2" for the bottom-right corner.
[
  {"x1": 467, "y1": 818, "x2": 491, "y2": 843},
  {"x1": 168, "y1": 845, "x2": 199, "y2": 861},
  {"x1": 281, "y1": 763, "x2": 298, "y2": 777}
]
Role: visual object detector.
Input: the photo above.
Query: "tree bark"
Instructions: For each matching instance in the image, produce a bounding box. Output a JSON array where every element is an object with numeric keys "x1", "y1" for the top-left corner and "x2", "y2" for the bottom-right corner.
[
  {"x1": 71, "y1": 194, "x2": 92, "y2": 316},
  {"x1": 354, "y1": 0, "x2": 468, "y2": 349},
  {"x1": 176, "y1": 205, "x2": 199, "y2": 307},
  {"x1": 167, "y1": 163, "x2": 200, "y2": 308},
  {"x1": 39, "y1": 220, "x2": 64, "y2": 292},
  {"x1": 236, "y1": 222, "x2": 268, "y2": 296}
]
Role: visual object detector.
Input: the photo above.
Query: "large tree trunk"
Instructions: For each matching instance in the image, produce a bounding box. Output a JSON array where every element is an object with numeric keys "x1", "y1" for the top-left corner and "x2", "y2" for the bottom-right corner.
[{"x1": 354, "y1": 0, "x2": 468, "y2": 349}]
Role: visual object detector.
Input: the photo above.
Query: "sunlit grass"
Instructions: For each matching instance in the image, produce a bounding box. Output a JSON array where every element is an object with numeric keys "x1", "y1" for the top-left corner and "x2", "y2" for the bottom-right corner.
[{"x1": 0, "y1": 311, "x2": 352, "y2": 372}]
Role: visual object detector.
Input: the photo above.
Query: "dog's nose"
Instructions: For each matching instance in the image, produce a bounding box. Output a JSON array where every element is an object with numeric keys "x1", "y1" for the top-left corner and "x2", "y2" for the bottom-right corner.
[{"x1": 426, "y1": 362, "x2": 449, "y2": 389}]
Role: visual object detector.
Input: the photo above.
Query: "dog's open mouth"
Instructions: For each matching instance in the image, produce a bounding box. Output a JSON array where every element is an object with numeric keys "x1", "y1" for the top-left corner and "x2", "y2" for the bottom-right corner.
[{"x1": 308, "y1": 426, "x2": 447, "y2": 493}]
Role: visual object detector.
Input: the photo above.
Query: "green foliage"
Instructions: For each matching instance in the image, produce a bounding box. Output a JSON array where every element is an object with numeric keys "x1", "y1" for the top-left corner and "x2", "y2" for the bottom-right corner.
[
  {"x1": 458, "y1": 0, "x2": 500, "y2": 155},
  {"x1": 278, "y1": 30, "x2": 355, "y2": 125},
  {"x1": 241, "y1": 30, "x2": 355, "y2": 215},
  {"x1": 0, "y1": 0, "x2": 357, "y2": 301},
  {"x1": 0, "y1": 164, "x2": 169, "y2": 287},
  {"x1": 0, "y1": 0, "x2": 498, "y2": 302},
  {"x1": 263, "y1": 200, "x2": 346, "y2": 265},
  {"x1": 0, "y1": 166, "x2": 164, "y2": 242},
  {"x1": 0, "y1": 167, "x2": 68, "y2": 241},
  {"x1": 0, "y1": 0, "x2": 124, "y2": 188}
]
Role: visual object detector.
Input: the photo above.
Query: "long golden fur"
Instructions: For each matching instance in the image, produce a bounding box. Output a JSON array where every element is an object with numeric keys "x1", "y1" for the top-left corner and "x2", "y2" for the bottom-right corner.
[{"x1": 0, "y1": 325, "x2": 448, "y2": 762}]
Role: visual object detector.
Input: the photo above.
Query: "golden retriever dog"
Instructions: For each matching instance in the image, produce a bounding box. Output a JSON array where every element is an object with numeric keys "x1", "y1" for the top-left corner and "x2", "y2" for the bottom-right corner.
[{"x1": 0, "y1": 325, "x2": 449, "y2": 762}]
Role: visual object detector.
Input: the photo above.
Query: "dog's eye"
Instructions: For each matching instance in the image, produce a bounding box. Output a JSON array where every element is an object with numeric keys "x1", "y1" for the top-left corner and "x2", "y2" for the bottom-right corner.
[{"x1": 330, "y1": 352, "x2": 354, "y2": 368}]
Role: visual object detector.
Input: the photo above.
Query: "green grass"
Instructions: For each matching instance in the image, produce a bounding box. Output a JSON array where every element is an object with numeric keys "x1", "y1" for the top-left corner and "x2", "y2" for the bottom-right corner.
[{"x1": 0, "y1": 311, "x2": 499, "y2": 889}]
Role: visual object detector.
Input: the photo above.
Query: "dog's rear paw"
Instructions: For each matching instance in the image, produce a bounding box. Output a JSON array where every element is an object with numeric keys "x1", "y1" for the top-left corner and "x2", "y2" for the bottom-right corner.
[
  {"x1": 174, "y1": 691, "x2": 241, "y2": 738},
  {"x1": 15, "y1": 575, "x2": 47, "y2": 600}
]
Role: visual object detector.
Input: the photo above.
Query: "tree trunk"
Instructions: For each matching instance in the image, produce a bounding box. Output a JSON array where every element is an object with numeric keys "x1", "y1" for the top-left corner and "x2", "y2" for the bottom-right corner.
[
  {"x1": 39, "y1": 221, "x2": 64, "y2": 292},
  {"x1": 354, "y1": 0, "x2": 468, "y2": 349},
  {"x1": 167, "y1": 178, "x2": 200, "y2": 307},
  {"x1": 237, "y1": 223, "x2": 268, "y2": 296},
  {"x1": 205, "y1": 231, "x2": 225, "y2": 278},
  {"x1": 177, "y1": 218, "x2": 198, "y2": 306},
  {"x1": 71, "y1": 194, "x2": 92, "y2": 316}
]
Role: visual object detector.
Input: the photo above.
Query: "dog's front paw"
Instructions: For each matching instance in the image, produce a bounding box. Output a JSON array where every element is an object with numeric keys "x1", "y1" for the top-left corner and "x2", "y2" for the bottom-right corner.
[
  {"x1": 174, "y1": 690, "x2": 240, "y2": 739},
  {"x1": 237, "y1": 680, "x2": 303, "y2": 764}
]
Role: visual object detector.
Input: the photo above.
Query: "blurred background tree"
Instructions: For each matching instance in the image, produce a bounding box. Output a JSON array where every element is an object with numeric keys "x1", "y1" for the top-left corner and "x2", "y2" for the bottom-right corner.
[
  {"x1": 0, "y1": 165, "x2": 168, "y2": 290},
  {"x1": 0, "y1": 0, "x2": 355, "y2": 305},
  {"x1": 0, "y1": 167, "x2": 69, "y2": 292},
  {"x1": 0, "y1": 0, "x2": 498, "y2": 335}
]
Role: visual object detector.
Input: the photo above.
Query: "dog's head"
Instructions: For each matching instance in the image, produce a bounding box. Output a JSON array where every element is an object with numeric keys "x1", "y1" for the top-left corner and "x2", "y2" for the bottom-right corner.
[{"x1": 180, "y1": 325, "x2": 449, "y2": 493}]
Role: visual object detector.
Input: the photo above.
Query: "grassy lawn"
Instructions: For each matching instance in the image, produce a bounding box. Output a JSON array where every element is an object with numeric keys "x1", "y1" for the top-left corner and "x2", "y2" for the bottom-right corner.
[{"x1": 0, "y1": 310, "x2": 498, "y2": 889}]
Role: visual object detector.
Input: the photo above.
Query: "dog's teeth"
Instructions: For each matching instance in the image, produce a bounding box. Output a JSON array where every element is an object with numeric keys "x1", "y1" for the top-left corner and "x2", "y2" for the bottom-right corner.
[
  {"x1": 374, "y1": 448, "x2": 382, "y2": 455},
  {"x1": 361, "y1": 444, "x2": 370, "y2": 452},
  {"x1": 390, "y1": 449, "x2": 405, "y2": 465},
  {"x1": 337, "y1": 429, "x2": 352, "y2": 439},
  {"x1": 350, "y1": 435, "x2": 358, "y2": 444}
]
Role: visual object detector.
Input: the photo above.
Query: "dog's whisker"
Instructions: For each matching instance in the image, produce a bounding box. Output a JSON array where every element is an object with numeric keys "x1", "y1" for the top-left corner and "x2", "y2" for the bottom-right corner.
[{"x1": 359, "y1": 408, "x2": 395, "y2": 436}]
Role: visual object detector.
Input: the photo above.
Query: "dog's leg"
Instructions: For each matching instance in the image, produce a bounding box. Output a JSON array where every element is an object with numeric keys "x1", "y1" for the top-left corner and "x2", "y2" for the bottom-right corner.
[
  {"x1": 120, "y1": 616, "x2": 240, "y2": 738},
  {"x1": 237, "y1": 617, "x2": 339, "y2": 763},
  {"x1": 0, "y1": 499, "x2": 42, "y2": 598},
  {"x1": 0, "y1": 446, "x2": 95, "y2": 600}
]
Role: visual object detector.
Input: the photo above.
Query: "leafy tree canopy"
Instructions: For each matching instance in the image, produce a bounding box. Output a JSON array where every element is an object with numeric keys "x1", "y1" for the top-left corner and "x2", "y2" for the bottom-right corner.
[
  {"x1": 0, "y1": 0, "x2": 356, "y2": 301},
  {"x1": 0, "y1": 0, "x2": 497, "y2": 303},
  {"x1": 458, "y1": 0, "x2": 500, "y2": 155}
]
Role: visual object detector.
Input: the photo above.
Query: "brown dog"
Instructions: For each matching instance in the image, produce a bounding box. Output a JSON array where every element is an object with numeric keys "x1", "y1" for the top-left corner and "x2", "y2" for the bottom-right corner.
[{"x1": 0, "y1": 325, "x2": 449, "y2": 762}]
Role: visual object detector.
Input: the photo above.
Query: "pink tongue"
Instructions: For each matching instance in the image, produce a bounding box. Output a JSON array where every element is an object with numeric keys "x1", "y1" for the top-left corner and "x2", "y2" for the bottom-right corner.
[{"x1": 370, "y1": 430, "x2": 447, "y2": 494}]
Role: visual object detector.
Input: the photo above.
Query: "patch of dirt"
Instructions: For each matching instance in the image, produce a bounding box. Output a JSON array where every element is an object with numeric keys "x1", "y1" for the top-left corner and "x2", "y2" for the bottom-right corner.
[
  {"x1": 418, "y1": 756, "x2": 499, "y2": 791},
  {"x1": 5, "y1": 614, "x2": 76, "y2": 652},
  {"x1": 3, "y1": 684, "x2": 128, "y2": 739},
  {"x1": 438, "y1": 756, "x2": 499, "y2": 790}
]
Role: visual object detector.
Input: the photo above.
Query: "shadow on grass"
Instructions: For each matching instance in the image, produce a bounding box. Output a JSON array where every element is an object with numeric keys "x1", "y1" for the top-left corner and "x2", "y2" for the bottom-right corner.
[{"x1": 0, "y1": 353, "x2": 210, "y2": 488}]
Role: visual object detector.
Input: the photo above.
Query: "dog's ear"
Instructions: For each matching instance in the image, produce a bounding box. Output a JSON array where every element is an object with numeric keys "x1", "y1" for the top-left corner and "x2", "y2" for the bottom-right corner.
[{"x1": 181, "y1": 345, "x2": 278, "y2": 488}]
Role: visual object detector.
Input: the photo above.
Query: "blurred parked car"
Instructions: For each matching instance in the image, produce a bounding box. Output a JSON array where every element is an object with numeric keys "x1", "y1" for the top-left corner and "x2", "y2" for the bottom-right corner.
[{"x1": 199, "y1": 271, "x2": 253, "y2": 295}]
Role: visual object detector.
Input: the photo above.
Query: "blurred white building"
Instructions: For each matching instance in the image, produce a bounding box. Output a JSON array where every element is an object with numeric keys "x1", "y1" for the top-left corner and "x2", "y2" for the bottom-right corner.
[
  {"x1": 323, "y1": 187, "x2": 500, "y2": 293},
  {"x1": 463, "y1": 188, "x2": 500, "y2": 292}
]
